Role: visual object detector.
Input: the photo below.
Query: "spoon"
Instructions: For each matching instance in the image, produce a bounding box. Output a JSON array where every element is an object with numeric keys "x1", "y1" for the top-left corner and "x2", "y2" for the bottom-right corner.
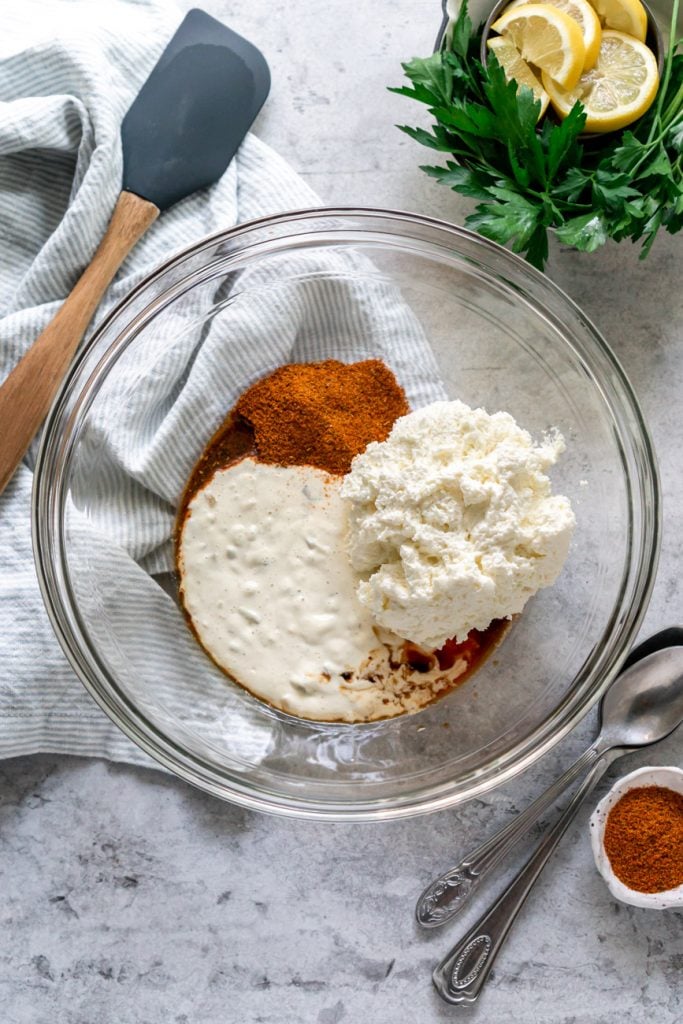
[
  {"x1": 430, "y1": 642, "x2": 683, "y2": 1004},
  {"x1": 417, "y1": 628, "x2": 683, "y2": 928}
]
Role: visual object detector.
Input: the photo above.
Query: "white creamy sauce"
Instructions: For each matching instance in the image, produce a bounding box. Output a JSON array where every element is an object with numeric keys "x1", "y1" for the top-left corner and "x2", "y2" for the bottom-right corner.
[{"x1": 178, "y1": 457, "x2": 467, "y2": 723}]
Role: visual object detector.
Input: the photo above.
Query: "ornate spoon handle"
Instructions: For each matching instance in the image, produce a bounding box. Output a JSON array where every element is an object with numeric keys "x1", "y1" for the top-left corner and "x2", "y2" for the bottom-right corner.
[
  {"x1": 416, "y1": 742, "x2": 602, "y2": 927},
  {"x1": 432, "y1": 752, "x2": 619, "y2": 1005}
]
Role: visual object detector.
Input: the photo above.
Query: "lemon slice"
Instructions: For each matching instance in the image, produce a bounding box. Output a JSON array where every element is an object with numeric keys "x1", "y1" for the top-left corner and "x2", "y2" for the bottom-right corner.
[
  {"x1": 588, "y1": 0, "x2": 647, "y2": 41},
  {"x1": 504, "y1": 0, "x2": 602, "y2": 68},
  {"x1": 487, "y1": 36, "x2": 550, "y2": 117},
  {"x1": 491, "y1": 3, "x2": 587, "y2": 89},
  {"x1": 542, "y1": 30, "x2": 659, "y2": 132}
]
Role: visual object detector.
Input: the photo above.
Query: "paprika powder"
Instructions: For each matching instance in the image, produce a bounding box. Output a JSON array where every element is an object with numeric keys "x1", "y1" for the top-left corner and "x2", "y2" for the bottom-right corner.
[
  {"x1": 603, "y1": 785, "x2": 683, "y2": 893},
  {"x1": 235, "y1": 358, "x2": 409, "y2": 475}
]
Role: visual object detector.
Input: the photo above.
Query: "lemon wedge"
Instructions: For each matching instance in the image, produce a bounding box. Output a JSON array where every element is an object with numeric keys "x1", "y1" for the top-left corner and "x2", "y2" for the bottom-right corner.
[
  {"x1": 487, "y1": 36, "x2": 550, "y2": 116},
  {"x1": 588, "y1": 0, "x2": 647, "y2": 41},
  {"x1": 542, "y1": 30, "x2": 659, "y2": 131},
  {"x1": 491, "y1": 3, "x2": 587, "y2": 89},
  {"x1": 504, "y1": 0, "x2": 602, "y2": 68}
]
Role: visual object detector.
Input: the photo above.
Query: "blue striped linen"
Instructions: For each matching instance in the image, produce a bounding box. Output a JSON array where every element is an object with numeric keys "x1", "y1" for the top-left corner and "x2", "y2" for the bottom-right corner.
[{"x1": 0, "y1": 0, "x2": 444, "y2": 769}]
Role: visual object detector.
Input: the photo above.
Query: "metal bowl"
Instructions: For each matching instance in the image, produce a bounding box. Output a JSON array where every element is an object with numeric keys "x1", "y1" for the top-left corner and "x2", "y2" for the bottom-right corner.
[
  {"x1": 480, "y1": 0, "x2": 664, "y2": 71},
  {"x1": 435, "y1": 0, "x2": 664, "y2": 139}
]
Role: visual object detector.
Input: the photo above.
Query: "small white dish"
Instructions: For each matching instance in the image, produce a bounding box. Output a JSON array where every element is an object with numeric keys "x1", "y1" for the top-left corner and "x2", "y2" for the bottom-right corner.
[{"x1": 590, "y1": 765, "x2": 683, "y2": 910}]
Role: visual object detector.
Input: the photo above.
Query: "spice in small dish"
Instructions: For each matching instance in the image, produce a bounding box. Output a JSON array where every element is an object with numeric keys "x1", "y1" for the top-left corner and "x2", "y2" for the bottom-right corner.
[{"x1": 603, "y1": 784, "x2": 683, "y2": 893}]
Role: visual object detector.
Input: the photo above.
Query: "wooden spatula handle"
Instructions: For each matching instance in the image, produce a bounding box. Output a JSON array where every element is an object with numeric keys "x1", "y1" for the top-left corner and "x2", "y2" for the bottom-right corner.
[{"x1": 0, "y1": 190, "x2": 159, "y2": 496}]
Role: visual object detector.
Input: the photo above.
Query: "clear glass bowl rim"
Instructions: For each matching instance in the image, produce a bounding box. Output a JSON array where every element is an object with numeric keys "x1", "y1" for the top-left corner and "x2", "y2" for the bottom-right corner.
[{"x1": 32, "y1": 207, "x2": 661, "y2": 821}]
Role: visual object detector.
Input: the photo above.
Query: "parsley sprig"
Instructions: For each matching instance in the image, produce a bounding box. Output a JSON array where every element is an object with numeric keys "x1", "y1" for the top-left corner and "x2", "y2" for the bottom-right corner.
[{"x1": 392, "y1": 0, "x2": 683, "y2": 269}]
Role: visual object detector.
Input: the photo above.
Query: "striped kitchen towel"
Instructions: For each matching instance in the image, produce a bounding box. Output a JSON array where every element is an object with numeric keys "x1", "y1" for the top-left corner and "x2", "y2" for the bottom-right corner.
[{"x1": 0, "y1": 0, "x2": 443, "y2": 772}]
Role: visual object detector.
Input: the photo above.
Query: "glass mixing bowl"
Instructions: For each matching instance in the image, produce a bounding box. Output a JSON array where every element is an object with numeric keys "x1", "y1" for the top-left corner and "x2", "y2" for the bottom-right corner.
[{"x1": 33, "y1": 209, "x2": 659, "y2": 821}]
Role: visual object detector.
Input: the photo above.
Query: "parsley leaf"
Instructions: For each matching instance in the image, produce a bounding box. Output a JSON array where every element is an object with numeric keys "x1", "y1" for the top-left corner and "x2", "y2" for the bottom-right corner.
[
  {"x1": 396, "y1": 54, "x2": 454, "y2": 108},
  {"x1": 546, "y1": 104, "x2": 586, "y2": 178},
  {"x1": 467, "y1": 193, "x2": 541, "y2": 257},
  {"x1": 421, "y1": 162, "x2": 494, "y2": 200},
  {"x1": 555, "y1": 212, "x2": 608, "y2": 252}
]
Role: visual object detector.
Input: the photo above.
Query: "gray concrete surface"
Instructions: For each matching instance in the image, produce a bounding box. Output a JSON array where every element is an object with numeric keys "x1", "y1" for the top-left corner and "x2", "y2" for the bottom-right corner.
[{"x1": 1, "y1": 2, "x2": 681, "y2": 1021}]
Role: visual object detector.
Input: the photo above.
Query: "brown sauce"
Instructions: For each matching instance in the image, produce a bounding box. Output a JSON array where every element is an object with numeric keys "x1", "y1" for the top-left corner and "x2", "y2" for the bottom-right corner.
[
  {"x1": 398, "y1": 616, "x2": 511, "y2": 707},
  {"x1": 177, "y1": 412, "x2": 255, "y2": 532}
]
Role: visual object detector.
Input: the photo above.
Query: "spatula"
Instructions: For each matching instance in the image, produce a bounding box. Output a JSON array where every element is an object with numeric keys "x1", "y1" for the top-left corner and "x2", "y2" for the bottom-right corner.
[{"x1": 0, "y1": 8, "x2": 270, "y2": 496}]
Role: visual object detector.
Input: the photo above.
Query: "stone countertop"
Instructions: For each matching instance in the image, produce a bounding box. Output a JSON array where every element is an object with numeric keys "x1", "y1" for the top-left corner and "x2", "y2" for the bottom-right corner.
[{"x1": 1, "y1": 2, "x2": 682, "y2": 1022}]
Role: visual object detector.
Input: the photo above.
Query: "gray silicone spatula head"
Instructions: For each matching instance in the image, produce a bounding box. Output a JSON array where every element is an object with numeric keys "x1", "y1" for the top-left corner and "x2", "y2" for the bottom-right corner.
[{"x1": 120, "y1": 8, "x2": 270, "y2": 210}]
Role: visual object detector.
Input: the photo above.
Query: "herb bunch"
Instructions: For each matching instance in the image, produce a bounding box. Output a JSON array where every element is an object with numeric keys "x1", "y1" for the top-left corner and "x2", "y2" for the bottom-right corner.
[{"x1": 392, "y1": 0, "x2": 683, "y2": 269}]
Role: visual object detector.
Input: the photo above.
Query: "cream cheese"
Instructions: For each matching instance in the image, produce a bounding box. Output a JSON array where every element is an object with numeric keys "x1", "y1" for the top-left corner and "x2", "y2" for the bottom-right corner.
[
  {"x1": 341, "y1": 400, "x2": 575, "y2": 648},
  {"x1": 177, "y1": 457, "x2": 470, "y2": 723}
]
